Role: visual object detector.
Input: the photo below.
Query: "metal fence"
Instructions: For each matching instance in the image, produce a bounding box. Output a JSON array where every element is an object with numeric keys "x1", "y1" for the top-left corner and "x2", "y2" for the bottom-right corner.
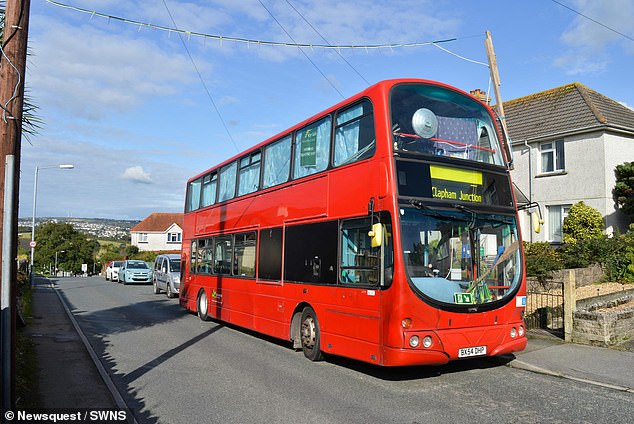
[{"x1": 525, "y1": 280, "x2": 564, "y2": 338}]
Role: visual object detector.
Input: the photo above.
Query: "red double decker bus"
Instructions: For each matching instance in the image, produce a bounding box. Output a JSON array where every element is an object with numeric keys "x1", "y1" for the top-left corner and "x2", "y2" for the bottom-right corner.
[{"x1": 180, "y1": 79, "x2": 527, "y2": 366}]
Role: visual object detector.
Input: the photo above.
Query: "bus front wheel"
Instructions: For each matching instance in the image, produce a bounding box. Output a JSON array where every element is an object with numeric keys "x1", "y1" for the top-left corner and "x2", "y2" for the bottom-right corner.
[
  {"x1": 300, "y1": 307, "x2": 324, "y2": 361},
  {"x1": 197, "y1": 290, "x2": 211, "y2": 322}
]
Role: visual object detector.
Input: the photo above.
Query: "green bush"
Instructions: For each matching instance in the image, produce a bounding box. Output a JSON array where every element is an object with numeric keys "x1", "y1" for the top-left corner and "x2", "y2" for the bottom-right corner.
[
  {"x1": 613, "y1": 161, "x2": 634, "y2": 222},
  {"x1": 525, "y1": 224, "x2": 634, "y2": 284},
  {"x1": 562, "y1": 201, "x2": 604, "y2": 244},
  {"x1": 523, "y1": 242, "x2": 563, "y2": 283},
  {"x1": 559, "y1": 236, "x2": 611, "y2": 269},
  {"x1": 602, "y1": 225, "x2": 634, "y2": 282}
]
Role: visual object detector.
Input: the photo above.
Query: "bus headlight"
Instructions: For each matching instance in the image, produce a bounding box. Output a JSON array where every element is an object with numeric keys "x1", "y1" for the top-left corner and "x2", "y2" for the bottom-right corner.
[
  {"x1": 409, "y1": 335, "x2": 420, "y2": 348},
  {"x1": 518, "y1": 325, "x2": 525, "y2": 337},
  {"x1": 510, "y1": 327, "x2": 517, "y2": 338},
  {"x1": 422, "y1": 336, "x2": 433, "y2": 348}
]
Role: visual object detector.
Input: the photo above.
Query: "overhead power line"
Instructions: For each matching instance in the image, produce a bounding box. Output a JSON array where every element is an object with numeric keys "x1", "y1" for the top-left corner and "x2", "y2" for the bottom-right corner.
[
  {"x1": 283, "y1": 0, "x2": 370, "y2": 85},
  {"x1": 550, "y1": 0, "x2": 634, "y2": 43},
  {"x1": 45, "y1": 0, "x2": 458, "y2": 50},
  {"x1": 160, "y1": 0, "x2": 239, "y2": 152},
  {"x1": 257, "y1": 0, "x2": 344, "y2": 98}
]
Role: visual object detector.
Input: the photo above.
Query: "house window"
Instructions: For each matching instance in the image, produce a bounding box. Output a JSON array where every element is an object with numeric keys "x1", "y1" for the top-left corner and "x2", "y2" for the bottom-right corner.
[
  {"x1": 167, "y1": 232, "x2": 181, "y2": 243},
  {"x1": 139, "y1": 233, "x2": 148, "y2": 243},
  {"x1": 548, "y1": 205, "x2": 571, "y2": 242},
  {"x1": 541, "y1": 140, "x2": 565, "y2": 173}
]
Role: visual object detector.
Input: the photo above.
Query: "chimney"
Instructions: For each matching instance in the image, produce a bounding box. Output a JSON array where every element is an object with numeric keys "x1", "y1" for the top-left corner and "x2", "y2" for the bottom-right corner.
[{"x1": 470, "y1": 88, "x2": 490, "y2": 104}]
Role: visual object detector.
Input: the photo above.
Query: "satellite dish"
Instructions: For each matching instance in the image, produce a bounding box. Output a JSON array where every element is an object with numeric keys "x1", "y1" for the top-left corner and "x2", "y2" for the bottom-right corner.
[{"x1": 412, "y1": 108, "x2": 438, "y2": 139}]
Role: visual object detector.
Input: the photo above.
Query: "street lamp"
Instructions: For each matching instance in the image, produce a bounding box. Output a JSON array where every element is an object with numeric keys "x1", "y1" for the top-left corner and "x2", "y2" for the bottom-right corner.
[
  {"x1": 54, "y1": 250, "x2": 66, "y2": 277},
  {"x1": 30, "y1": 164, "x2": 74, "y2": 278}
]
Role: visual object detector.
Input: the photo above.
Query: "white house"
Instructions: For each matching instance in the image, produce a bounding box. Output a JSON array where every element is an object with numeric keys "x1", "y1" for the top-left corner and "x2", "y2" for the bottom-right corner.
[
  {"x1": 504, "y1": 83, "x2": 634, "y2": 243},
  {"x1": 130, "y1": 212, "x2": 184, "y2": 252}
]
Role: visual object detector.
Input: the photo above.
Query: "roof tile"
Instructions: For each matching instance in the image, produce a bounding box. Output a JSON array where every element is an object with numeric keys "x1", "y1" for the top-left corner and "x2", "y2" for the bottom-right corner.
[
  {"x1": 131, "y1": 212, "x2": 183, "y2": 233},
  {"x1": 504, "y1": 82, "x2": 634, "y2": 141}
]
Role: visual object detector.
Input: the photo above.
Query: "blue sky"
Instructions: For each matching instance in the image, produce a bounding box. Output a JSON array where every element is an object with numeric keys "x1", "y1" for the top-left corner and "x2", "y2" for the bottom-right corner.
[{"x1": 18, "y1": 0, "x2": 634, "y2": 220}]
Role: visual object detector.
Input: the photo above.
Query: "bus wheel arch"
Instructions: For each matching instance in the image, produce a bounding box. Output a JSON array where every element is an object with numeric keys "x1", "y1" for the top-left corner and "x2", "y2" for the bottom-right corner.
[
  {"x1": 300, "y1": 306, "x2": 324, "y2": 361},
  {"x1": 290, "y1": 303, "x2": 310, "y2": 349},
  {"x1": 197, "y1": 289, "x2": 211, "y2": 321}
]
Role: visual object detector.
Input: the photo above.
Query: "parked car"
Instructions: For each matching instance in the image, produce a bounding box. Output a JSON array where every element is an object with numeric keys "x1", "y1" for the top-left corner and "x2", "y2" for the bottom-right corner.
[
  {"x1": 106, "y1": 260, "x2": 124, "y2": 282},
  {"x1": 118, "y1": 260, "x2": 153, "y2": 285},
  {"x1": 153, "y1": 254, "x2": 181, "y2": 298}
]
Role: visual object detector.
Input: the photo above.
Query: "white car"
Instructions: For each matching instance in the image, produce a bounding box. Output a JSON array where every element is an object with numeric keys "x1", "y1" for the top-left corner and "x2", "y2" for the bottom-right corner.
[{"x1": 105, "y1": 260, "x2": 124, "y2": 282}]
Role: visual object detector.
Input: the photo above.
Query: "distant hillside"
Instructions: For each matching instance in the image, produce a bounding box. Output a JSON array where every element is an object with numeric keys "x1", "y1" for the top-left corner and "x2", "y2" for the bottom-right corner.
[{"x1": 18, "y1": 217, "x2": 140, "y2": 241}]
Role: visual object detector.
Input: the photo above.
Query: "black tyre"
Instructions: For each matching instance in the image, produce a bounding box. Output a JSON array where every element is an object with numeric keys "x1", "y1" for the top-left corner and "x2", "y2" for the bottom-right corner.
[
  {"x1": 153, "y1": 279, "x2": 161, "y2": 294},
  {"x1": 300, "y1": 307, "x2": 324, "y2": 361},
  {"x1": 197, "y1": 290, "x2": 211, "y2": 321},
  {"x1": 166, "y1": 283, "x2": 175, "y2": 299}
]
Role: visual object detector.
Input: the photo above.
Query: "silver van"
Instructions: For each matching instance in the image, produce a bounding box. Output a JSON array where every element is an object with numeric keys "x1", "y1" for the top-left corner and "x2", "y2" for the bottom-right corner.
[{"x1": 153, "y1": 254, "x2": 181, "y2": 298}]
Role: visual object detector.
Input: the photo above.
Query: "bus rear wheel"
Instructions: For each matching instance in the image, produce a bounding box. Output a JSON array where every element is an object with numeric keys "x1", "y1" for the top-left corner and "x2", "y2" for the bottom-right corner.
[
  {"x1": 197, "y1": 290, "x2": 211, "y2": 321},
  {"x1": 300, "y1": 307, "x2": 323, "y2": 361}
]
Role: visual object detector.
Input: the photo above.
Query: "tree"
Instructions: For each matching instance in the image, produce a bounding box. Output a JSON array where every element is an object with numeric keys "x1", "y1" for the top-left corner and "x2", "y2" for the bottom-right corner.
[
  {"x1": 562, "y1": 201, "x2": 604, "y2": 244},
  {"x1": 613, "y1": 161, "x2": 634, "y2": 222},
  {"x1": 33, "y1": 222, "x2": 100, "y2": 275}
]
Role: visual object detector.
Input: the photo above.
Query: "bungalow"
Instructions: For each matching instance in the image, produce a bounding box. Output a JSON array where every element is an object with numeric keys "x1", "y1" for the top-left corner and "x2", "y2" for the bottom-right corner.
[{"x1": 130, "y1": 212, "x2": 184, "y2": 252}]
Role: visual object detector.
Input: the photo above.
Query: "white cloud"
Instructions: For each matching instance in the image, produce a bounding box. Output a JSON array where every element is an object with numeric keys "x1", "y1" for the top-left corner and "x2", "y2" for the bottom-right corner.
[
  {"x1": 560, "y1": 0, "x2": 633, "y2": 51},
  {"x1": 555, "y1": 0, "x2": 634, "y2": 74},
  {"x1": 122, "y1": 166, "x2": 153, "y2": 184},
  {"x1": 27, "y1": 14, "x2": 202, "y2": 119},
  {"x1": 554, "y1": 53, "x2": 608, "y2": 75}
]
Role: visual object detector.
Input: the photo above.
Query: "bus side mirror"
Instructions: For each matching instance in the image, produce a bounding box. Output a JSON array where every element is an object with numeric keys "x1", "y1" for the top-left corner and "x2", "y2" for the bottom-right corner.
[
  {"x1": 369, "y1": 223, "x2": 383, "y2": 248},
  {"x1": 531, "y1": 211, "x2": 543, "y2": 234}
]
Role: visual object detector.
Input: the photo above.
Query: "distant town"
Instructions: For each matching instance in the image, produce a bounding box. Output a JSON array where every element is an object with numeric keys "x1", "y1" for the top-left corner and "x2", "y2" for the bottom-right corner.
[{"x1": 18, "y1": 217, "x2": 140, "y2": 241}]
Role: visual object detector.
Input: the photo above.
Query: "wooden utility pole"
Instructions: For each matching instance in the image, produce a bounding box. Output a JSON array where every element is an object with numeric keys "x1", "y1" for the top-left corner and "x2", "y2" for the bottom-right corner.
[
  {"x1": 484, "y1": 30, "x2": 513, "y2": 168},
  {"x1": 1, "y1": 0, "x2": 31, "y2": 411}
]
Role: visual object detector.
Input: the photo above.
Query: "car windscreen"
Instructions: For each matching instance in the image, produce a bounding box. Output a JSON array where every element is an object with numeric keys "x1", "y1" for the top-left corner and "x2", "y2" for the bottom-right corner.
[{"x1": 169, "y1": 259, "x2": 181, "y2": 272}]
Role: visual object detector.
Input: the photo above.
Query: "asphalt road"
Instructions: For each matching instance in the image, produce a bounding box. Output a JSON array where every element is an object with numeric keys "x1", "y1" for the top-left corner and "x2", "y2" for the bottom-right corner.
[{"x1": 56, "y1": 276, "x2": 633, "y2": 424}]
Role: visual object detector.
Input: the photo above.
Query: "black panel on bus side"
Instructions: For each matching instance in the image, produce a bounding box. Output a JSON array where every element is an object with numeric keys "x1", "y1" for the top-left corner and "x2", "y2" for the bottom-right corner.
[
  {"x1": 258, "y1": 228, "x2": 283, "y2": 281},
  {"x1": 284, "y1": 221, "x2": 338, "y2": 285}
]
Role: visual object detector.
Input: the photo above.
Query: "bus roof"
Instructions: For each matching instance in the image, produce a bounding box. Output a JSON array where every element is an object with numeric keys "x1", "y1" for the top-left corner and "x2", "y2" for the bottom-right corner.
[{"x1": 187, "y1": 78, "x2": 480, "y2": 183}]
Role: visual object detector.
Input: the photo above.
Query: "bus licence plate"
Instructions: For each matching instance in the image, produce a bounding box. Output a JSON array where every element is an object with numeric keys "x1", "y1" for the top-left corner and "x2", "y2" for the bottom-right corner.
[{"x1": 458, "y1": 345, "x2": 486, "y2": 358}]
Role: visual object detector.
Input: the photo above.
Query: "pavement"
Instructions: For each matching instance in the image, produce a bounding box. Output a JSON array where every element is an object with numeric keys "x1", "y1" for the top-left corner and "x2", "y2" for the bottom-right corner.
[
  {"x1": 22, "y1": 275, "x2": 634, "y2": 413},
  {"x1": 22, "y1": 276, "x2": 124, "y2": 410}
]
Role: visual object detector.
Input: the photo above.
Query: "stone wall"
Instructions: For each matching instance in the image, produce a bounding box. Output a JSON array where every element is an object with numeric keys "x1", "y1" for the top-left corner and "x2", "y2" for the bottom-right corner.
[
  {"x1": 526, "y1": 264, "x2": 604, "y2": 291},
  {"x1": 552, "y1": 264, "x2": 604, "y2": 288},
  {"x1": 572, "y1": 291, "x2": 634, "y2": 347}
]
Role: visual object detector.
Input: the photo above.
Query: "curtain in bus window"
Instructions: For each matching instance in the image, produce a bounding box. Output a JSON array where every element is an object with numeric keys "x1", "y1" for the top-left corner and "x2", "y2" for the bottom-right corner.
[
  {"x1": 293, "y1": 117, "x2": 331, "y2": 179},
  {"x1": 187, "y1": 178, "x2": 202, "y2": 211},
  {"x1": 200, "y1": 239, "x2": 214, "y2": 274},
  {"x1": 340, "y1": 218, "x2": 379, "y2": 285},
  {"x1": 435, "y1": 116, "x2": 477, "y2": 159},
  {"x1": 214, "y1": 236, "x2": 232, "y2": 274},
  {"x1": 334, "y1": 102, "x2": 375, "y2": 166},
  {"x1": 233, "y1": 232, "x2": 256, "y2": 277},
  {"x1": 218, "y1": 162, "x2": 237, "y2": 202},
  {"x1": 238, "y1": 153, "x2": 261, "y2": 197},
  {"x1": 201, "y1": 174, "x2": 217, "y2": 207},
  {"x1": 190, "y1": 241, "x2": 198, "y2": 273},
  {"x1": 263, "y1": 136, "x2": 291, "y2": 189}
]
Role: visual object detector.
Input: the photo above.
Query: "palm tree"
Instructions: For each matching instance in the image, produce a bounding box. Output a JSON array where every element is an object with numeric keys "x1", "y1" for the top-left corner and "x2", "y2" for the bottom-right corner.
[{"x1": 1, "y1": 1, "x2": 43, "y2": 138}]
